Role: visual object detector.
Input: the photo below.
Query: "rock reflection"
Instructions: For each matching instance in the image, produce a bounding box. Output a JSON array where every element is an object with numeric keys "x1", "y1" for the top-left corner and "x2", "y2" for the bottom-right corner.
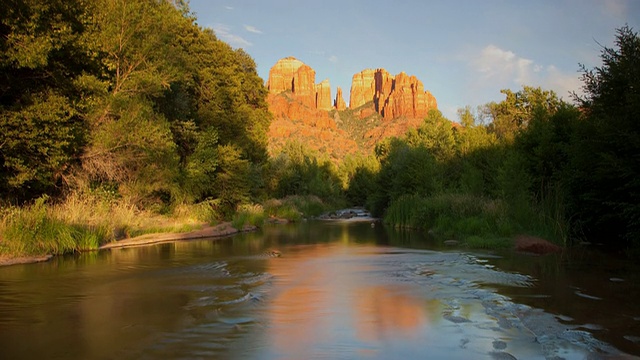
[
  {"x1": 263, "y1": 243, "x2": 432, "y2": 358},
  {"x1": 354, "y1": 285, "x2": 429, "y2": 342}
]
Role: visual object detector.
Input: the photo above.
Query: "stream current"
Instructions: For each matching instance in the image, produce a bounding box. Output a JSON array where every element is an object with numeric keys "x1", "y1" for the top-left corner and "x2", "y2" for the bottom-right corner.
[{"x1": 1, "y1": 220, "x2": 639, "y2": 359}]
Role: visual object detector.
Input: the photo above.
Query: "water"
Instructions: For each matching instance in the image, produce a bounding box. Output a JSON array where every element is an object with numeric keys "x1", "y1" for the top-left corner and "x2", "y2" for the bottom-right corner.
[{"x1": 0, "y1": 221, "x2": 639, "y2": 359}]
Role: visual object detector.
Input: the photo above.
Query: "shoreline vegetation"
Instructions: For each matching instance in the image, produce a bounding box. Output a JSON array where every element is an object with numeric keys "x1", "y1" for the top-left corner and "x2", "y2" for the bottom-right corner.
[
  {"x1": 0, "y1": 195, "x2": 335, "y2": 266},
  {"x1": 0, "y1": 191, "x2": 564, "y2": 267}
]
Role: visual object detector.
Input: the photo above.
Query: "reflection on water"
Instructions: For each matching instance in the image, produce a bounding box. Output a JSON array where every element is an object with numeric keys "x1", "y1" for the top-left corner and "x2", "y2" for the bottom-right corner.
[{"x1": 0, "y1": 221, "x2": 638, "y2": 359}]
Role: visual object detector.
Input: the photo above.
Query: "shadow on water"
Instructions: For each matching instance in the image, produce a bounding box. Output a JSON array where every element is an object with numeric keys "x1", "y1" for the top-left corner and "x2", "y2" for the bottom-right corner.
[
  {"x1": 488, "y1": 245, "x2": 640, "y2": 357},
  {"x1": 0, "y1": 220, "x2": 638, "y2": 359}
]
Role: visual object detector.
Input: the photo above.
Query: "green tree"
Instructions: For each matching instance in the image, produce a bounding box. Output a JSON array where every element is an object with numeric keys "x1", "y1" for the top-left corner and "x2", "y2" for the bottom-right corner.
[
  {"x1": 0, "y1": 0, "x2": 96, "y2": 199},
  {"x1": 481, "y1": 86, "x2": 561, "y2": 141},
  {"x1": 569, "y1": 26, "x2": 640, "y2": 248},
  {"x1": 406, "y1": 109, "x2": 456, "y2": 162}
]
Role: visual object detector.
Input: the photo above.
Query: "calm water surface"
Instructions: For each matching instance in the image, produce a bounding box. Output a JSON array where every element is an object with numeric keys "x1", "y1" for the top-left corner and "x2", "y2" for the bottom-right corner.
[{"x1": 1, "y1": 221, "x2": 639, "y2": 359}]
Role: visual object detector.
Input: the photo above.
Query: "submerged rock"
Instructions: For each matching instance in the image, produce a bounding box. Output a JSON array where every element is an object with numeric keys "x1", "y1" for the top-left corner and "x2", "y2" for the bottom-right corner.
[{"x1": 514, "y1": 235, "x2": 562, "y2": 255}]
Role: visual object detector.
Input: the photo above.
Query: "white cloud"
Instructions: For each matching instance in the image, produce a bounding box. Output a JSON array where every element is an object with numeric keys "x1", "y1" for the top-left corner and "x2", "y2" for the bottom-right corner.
[
  {"x1": 244, "y1": 24, "x2": 263, "y2": 34},
  {"x1": 469, "y1": 44, "x2": 582, "y2": 99},
  {"x1": 545, "y1": 65, "x2": 583, "y2": 98},
  {"x1": 328, "y1": 55, "x2": 338, "y2": 63},
  {"x1": 225, "y1": 6, "x2": 233, "y2": 10},
  {"x1": 472, "y1": 44, "x2": 534, "y2": 85},
  {"x1": 213, "y1": 24, "x2": 252, "y2": 47}
]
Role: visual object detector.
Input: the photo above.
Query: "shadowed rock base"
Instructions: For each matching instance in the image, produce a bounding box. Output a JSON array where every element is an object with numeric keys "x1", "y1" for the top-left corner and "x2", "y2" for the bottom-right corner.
[{"x1": 514, "y1": 235, "x2": 562, "y2": 255}]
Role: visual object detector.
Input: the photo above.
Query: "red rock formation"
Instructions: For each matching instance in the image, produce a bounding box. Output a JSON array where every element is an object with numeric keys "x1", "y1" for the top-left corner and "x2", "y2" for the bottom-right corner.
[
  {"x1": 315, "y1": 79, "x2": 332, "y2": 111},
  {"x1": 334, "y1": 87, "x2": 346, "y2": 110},
  {"x1": 349, "y1": 68, "x2": 437, "y2": 119},
  {"x1": 267, "y1": 57, "x2": 305, "y2": 94},
  {"x1": 349, "y1": 69, "x2": 377, "y2": 109},
  {"x1": 380, "y1": 72, "x2": 437, "y2": 120},
  {"x1": 266, "y1": 57, "x2": 440, "y2": 161},
  {"x1": 291, "y1": 64, "x2": 316, "y2": 108},
  {"x1": 267, "y1": 57, "x2": 336, "y2": 111}
]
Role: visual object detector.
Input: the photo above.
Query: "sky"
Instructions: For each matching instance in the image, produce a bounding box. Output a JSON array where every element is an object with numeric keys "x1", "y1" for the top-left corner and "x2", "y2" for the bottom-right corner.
[{"x1": 188, "y1": 0, "x2": 640, "y2": 120}]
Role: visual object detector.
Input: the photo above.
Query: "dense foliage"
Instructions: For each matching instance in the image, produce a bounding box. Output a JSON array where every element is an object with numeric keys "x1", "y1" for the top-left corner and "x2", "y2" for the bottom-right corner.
[
  {"x1": 0, "y1": 0, "x2": 271, "y2": 216},
  {"x1": 0, "y1": 1, "x2": 637, "y2": 257}
]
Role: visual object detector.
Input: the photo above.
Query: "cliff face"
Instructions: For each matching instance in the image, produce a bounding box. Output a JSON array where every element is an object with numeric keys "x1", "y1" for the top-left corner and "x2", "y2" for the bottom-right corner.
[
  {"x1": 334, "y1": 87, "x2": 346, "y2": 111},
  {"x1": 267, "y1": 57, "x2": 328, "y2": 110},
  {"x1": 315, "y1": 79, "x2": 332, "y2": 110},
  {"x1": 266, "y1": 57, "x2": 439, "y2": 160},
  {"x1": 381, "y1": 72, "x2": 437, "y2": 120},
  {"x1": 266, "y1": 57, "x2": 305, "y2": 94},
  {"x1": 349, "y1": 69, "x2": 437, "y2": 119}
]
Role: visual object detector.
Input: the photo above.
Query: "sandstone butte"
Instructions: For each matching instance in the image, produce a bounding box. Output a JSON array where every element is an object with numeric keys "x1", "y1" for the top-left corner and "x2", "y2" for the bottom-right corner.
[{"x1": 266, "y1": 56, "x2": 439, "y2": 159}]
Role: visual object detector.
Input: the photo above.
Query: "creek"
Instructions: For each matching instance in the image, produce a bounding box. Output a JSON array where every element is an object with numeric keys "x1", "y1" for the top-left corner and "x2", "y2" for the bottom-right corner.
[{"x1": 1, "y1": 220, "x2": 639, "y2": 359}]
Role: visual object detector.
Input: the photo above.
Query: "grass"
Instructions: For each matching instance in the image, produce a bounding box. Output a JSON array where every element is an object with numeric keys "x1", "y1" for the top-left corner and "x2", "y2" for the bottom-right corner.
[
  {"x1": 384, "y1": 193, "x2": 516, "y2": 249},
  {"x1": 232, "y1": 203, "x2": 267, "y2": 229},
  {"x1": 0, "y1": 190, "x2": 343, "y2": 259},
  {"x1": 280, "y1": 195, "x2": 330, "y2": 218},
  {"x1": 383, "y1": 191, "x2": 569, "y2": 250},
  {"x1": 0, "y1": 194, "x2": 209, "y2": 257},
  {"x1": 0, "y1": 197, "x2": 91, "y2": 255}
]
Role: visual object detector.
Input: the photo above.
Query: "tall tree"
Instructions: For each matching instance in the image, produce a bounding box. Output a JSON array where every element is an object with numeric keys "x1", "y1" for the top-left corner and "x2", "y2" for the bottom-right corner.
[
  {"x1": 481, "y1": 86, "x2": 561, "y2": 141},
  {"x1": 0, "y1": 0, "x2": 96, "y2": 199},
  {"x1": 570, "y1": 26, "x2": 640, "y2": 248}
]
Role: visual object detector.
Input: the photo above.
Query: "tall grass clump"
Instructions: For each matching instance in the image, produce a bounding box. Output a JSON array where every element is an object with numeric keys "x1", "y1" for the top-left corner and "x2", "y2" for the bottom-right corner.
[
  {"x1": 171, "y1": 199, "x2": 221, "y2": 226},
  {"x1": 281, "y1": 195, "x2": 330, "y2": 218},
  {"x1": 231, "y1": 203, "x2": 266, "y2": 229},
  {"x1": 519, "y1": 187, "x2": 570, "y2": 246},
  {"x1": 0, "y1": 196, "x2": 83, "y2": 255},
  {"x1": 263, "y1": 199, "x2": 303, "y2": 222},
  {"x1": 383, "y1": 193, "x2": 517, "y2": 249},
  {"x1": 383, "y1": 194, "x2": 425, "y2": 229}
]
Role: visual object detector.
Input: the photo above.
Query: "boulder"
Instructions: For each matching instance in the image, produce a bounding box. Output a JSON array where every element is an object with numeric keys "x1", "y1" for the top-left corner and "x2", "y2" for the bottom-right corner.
[{"x1": 514, "y1": 235, "x2": 562, "y2": 255}]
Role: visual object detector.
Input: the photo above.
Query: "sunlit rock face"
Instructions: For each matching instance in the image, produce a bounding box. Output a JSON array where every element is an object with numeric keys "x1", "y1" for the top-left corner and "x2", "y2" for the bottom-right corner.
[
  {"x1": 350, "y1": 68, "x2": 437, "y2": 119},
  {"x1": 267, "y1": 57, "x2": 323, "y2": 110},
  {"x1": 334, "y1": 86, "x2": 346, "y2": 111},
  {"x1": 315, "y1": 79, "x2": 332, "y2": 111},
  {"x1": 266, "y1": 56, "x2": 305, "y2": 94}
]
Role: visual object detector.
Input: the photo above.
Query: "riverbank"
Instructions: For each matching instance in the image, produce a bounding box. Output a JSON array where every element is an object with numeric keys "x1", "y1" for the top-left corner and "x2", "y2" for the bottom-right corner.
[
  {"x1": 0, "y1": 224, "x2": 563, "y2": 267},
  {"x1": 0, "y1": 221, "x2": 257, "y2": 267}
]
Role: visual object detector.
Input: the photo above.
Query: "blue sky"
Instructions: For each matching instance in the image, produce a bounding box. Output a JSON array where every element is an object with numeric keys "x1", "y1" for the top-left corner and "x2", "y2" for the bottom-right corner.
[{"x1": 188, "y1": 0, "x2": 639, "y2": 120}]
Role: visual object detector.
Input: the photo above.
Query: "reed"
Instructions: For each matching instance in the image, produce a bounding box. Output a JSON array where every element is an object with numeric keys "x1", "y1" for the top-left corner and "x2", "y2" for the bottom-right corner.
[
  {"x1": 232, "y1": 203, "x2": 266, "y2": 229},
  {"x1": 264, "y1": 199, "x2": 303, "y2": 222}
]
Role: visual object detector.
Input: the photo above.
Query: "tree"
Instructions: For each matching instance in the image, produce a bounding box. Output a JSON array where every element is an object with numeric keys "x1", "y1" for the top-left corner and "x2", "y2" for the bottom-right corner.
[
  {"x1": 481, "y1": 86, "x2": 562, "y2": 141},
  {"x1": 569, "y1": 26, "x2": 640, "y2": 248},
  {"x1": 0, "y1": 0, "x2": 97, "y2": 200}
]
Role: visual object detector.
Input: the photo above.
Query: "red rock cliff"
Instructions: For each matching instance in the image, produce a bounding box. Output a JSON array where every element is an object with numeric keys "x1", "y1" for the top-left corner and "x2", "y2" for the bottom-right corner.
[
  {"x1": 334, "y1": 87, "x2": 346, "y2": 110},
  {"x1": 349, "y1": 68, "x2": 437, "y2": 119},
  {"x1": 267, "y1": 57, "x2": 332, "y2": 111},
  {"x1": 266, "y1": 57, "x2": 304, "y2": 94},
  {"x1": 315, "y1": 79, "x2": 332, "y2": 110}
]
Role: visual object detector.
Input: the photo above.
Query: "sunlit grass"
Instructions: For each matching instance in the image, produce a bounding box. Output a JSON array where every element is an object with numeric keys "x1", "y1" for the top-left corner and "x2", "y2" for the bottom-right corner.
[
  {"x1": 0, "y1": 194, "x2": 209, "y2": 257},
  {"x1": 231, "y1": 203, "x2": 266, "y2": 229}
]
